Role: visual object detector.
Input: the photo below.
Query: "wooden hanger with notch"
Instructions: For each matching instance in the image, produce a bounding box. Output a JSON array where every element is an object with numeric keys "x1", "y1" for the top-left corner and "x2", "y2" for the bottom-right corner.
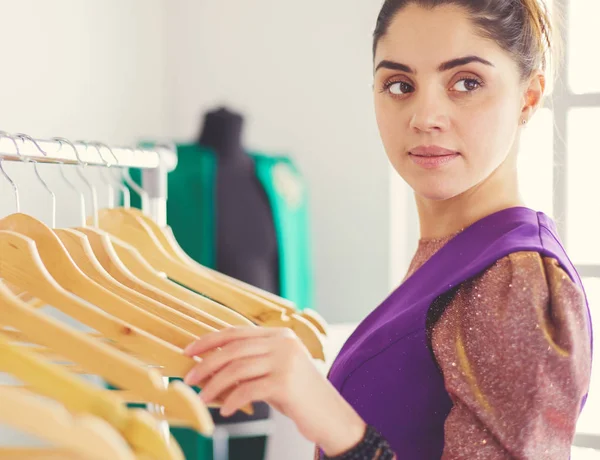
[
  {"x1": 94, "y1": 142, "x2": 325, "y2": 342},
  {"x1": 0, "y1": 228, "x2": 197, "y2": 377},
  {"x1": 0, "y1": 280, "x2": 215, "y2": 434},
  {"x1": 74, "y1": 226, "x2": 251, "y2": 328},
  {"x1": 0, "y1": 229, "x2": 253, "y2": 415},
  {"x1": 53, "y1": 227, "x2": 219, "y2": 338},
  {"x1": 69, "y1": 139, "x2": 254, "y2": 329},
  {"x1": 122, "y1": 207, "x2": 328, "y2": 335},
  {"x1": 94, "y1": 210, "x2": 325, "y2": 360},
  {"x1": 0, "y1": 332, "x2": 183, "y2": 459},
  {"x1": 52, "y1": 138, "x2": 248, "y2": 330},
  {"x1": 0, "y1": 386, "x2": 137, "y2": 460},
  {"x1": 0, "y1": 213, "x2": 197, "y2": 349}
]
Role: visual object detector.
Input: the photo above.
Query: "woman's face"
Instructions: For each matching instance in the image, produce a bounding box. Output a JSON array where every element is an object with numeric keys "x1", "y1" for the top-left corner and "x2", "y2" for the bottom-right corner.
[{"x1": 374, "y1": 4, "x2": 530, "y2": 201}]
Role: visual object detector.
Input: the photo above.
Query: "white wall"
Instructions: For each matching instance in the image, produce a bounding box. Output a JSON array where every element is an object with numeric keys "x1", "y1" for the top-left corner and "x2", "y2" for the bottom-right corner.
[
  {"x1": 163, "y1": 0, "x2": 398, "y2": 324},
  {"x1": 389, "y1": 167, "x2": 418, "y2": 289},
  {"x1": 0, "y1": 0, "x2": 168, "y2": 226}
]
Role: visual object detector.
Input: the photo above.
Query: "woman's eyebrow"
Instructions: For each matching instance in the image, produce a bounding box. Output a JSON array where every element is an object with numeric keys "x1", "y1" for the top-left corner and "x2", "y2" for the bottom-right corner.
[
  {"x1": 438, "y1": 55, "x2": 494, "y2": 71},
  {"x1": 374, "y1": 55, "x2": 494, "y2": 74},
  {"x1": 375, "y1": 60, "x2": 414, "y2": 73}
]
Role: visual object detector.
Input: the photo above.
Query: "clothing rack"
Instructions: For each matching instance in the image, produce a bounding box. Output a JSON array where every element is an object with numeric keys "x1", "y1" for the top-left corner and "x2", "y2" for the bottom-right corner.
[
  {"x1": 0, "y1": 131, "x2": 179, "y2": 447},
  {"x1": 0, "y1": 133, "x2": 275, "y2": 459},
  {"x1": 0, "y1": 134, "x2": 177, "y2": 226}
]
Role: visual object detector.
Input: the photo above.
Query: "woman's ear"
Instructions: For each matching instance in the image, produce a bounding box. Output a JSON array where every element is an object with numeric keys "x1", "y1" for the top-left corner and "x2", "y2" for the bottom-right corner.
[{"x1": 521, "y1": 71, "x2": 546, "y2": 123}]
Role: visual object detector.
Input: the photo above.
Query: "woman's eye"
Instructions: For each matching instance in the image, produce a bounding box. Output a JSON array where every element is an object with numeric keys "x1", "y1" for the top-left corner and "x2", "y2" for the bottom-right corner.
[
  {"x1": 387, "y1": 81, "x2": 414, "y2": 95},
  {"x1": 452, "y1": 78, "x2": 481, "y2": 92}
]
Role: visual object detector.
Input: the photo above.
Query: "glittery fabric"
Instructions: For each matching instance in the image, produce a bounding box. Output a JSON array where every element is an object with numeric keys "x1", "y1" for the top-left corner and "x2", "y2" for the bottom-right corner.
[
  {"x1": 410, "y1": 236, "x2": 592, "y2": 459},
  {"x1": 316, "y1": 234, "x2": 591, "y2": 460}
]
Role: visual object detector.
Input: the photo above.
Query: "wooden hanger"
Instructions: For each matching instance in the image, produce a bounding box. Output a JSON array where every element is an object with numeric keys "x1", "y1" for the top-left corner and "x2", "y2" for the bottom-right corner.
[
  {"x1": 0, "y1": 230, "x2": 253, "y2": 416},
  {"x1": 0, "y1": 280, "x2": 214, "y2": 435},
  {"x1": 74, "y1": 226, "x2": 251, "y2": 328},
  {"x1": 0, "y1": 332, "x2": 184, "y2": 459},
  {"x1": 122, "y1": 208, "x2": 328, "y2": 335},
  {"x1": 53, "y1": 227, "x2": 219, "y2": 338},
  {"x1": 0, "y1": 228, "x2": 195, "y2": 376},
  {"x1": 96, "y1": 154, "x2": 321, "y2": 334},
  {"x1": 3, "y1": 331, "x2": 245, "y2": 423},
  {"x1": 0, "y1": 386, "x2": 136, "y2": 460},
  {"x1": 94, "y1": 210, "x2": 325, "y2": 360},
  {"x1": 54, "y1": 148, "x2": 241, "y2": 331},
  {"x1": 0, "y1": 450, "x2": 159, "y2": 460},
  {"x1": 48, "y1": 142, "x2": 247, "y2": 330},
  {"x1": 0, "y1": 213, "x2": 197, "y2": 350},
  {"x1": 0, "y1": 448, "x2": 126, "y2": 459}
]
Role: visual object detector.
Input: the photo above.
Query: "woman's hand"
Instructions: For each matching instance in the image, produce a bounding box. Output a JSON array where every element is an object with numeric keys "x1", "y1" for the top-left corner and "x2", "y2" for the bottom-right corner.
[{"x1": 183, "y1": 326, "x2": 366, "y2": 456}]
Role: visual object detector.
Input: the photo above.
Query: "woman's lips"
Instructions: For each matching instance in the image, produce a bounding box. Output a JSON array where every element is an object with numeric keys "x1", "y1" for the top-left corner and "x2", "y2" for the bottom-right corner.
[
  {"x1": 409, "y1": 146, "x2": 460, "y2": 169},
  {"x1": 409, "y1": 153, "x2": 459, "y2": 168}
]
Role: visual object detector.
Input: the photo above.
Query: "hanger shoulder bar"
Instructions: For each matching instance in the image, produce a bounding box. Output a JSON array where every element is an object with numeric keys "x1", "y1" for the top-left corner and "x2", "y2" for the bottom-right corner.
[
  {"x1": 0, "y1": 230, "x2": 197, "y2": 376},
  {"x1": 78, "y1": 228, "x2": 232, "y2": 330},
  {"x1": 0, "y1": 387, "x2": 136, "y2": 460},
  {"x1": 103, "y1": 231, "x2": 254, "y2": 327},
  {"x1": 56, "y1": 228, "x2": 218, "y2": 338},
  {"x1": 130, "y1": 210, "x2": 328, "y2": 335},
  {"x1": 0, "y1": 333, "x2": 185, "y2": 459},
  {"x1": 0, "y1": 215, "x2": 197, "y2": 349},
  {"x1": 0, "y1": 281, "x2": 165, "y2": 390}
]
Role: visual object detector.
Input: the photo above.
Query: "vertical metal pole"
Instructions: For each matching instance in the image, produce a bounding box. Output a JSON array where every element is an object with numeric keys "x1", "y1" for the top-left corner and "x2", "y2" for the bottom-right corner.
[
  {"x1": 212, "y1": 427, "x2": 230, "y2": 460},
  {"x1": 142, "y1": 145, "x2": 178, "y2": 226}
]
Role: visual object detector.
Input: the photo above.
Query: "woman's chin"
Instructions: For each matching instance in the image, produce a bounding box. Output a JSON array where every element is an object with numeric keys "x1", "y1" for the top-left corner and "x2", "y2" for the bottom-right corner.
[
  {"x1": 396, "y1": 164, "x2": 468, "y2": 202},
  {"x1": 412, "y1": 182, "x2": 465, "y2": 202}
]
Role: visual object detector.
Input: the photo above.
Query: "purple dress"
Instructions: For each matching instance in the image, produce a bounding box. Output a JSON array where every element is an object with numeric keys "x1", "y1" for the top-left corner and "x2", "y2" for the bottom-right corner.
[{"x1": 324, "y1": 207, "x2": 593, "y2": 459}]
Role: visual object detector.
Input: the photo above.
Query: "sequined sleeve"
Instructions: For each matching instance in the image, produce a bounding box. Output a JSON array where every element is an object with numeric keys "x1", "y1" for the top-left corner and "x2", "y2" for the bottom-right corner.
[
  {"x1": 431, "y1": 252, "x2": 592, "y2": 459},
  {"x1": 315, "y1": 425, "x2": 397, "y2": 460}
]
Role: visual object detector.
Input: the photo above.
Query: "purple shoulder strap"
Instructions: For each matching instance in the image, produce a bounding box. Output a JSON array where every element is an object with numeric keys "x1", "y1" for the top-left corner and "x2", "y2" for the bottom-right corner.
[{"x1": 331, "y1": 206, "x2": 592, "y2": 392}]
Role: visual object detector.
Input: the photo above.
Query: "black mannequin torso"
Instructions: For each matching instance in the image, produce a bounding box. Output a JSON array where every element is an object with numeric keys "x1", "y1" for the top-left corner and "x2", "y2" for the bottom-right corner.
[{"x1": 198, "y1": 107, "x2": 280, "y2": 295}]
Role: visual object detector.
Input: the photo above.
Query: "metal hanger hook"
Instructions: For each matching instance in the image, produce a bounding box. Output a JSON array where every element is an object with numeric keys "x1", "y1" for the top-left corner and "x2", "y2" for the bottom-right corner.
[
  {"x1": 0, "y1": 131, "x2": 21, "y2": 213},
  {"x1": 122, "y1": 147, "x2": 149, "y2": 213},
  {"x1": 53, "y1": 141, "x2": 87, "y2": 227},
  {"x1": 14, "y1": 134, "x2": 57, "y2": 227},
  {"x1": 86, "y1": 141, "x2": 115, "y2": 209},
  {"x1": 93, "y1": 141, "x2": 130, "y2": 209},
  {"x1": 52, "y1": 137, "x2": 98, "y2": 227}
]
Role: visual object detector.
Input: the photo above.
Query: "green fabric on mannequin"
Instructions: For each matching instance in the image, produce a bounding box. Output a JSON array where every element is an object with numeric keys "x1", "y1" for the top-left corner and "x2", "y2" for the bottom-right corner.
[
  {"x1": 125, "y1": 142, "x2": 314, "y2": 310},
  {"x1": 252, "y1": 152, "x2": 314, "y2": 310}
]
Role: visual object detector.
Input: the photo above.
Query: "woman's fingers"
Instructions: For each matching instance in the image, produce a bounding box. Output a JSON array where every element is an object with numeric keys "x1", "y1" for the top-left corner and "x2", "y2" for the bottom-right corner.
[
  {"x1": 184, "y1": 337, "x2": 272, "y2": 385},
  {"x1": 199, "y1": 356, "x2": 272, "y2": 404},
  {"x1": 220, "y1": 378, "x2": 271, "y2": 417},
  {"x1": 181, "y1": 327, "x2": 307, "y2": 419},
  {"x1": 184, "y1": 326, "x2": 281, "y2": 357}
]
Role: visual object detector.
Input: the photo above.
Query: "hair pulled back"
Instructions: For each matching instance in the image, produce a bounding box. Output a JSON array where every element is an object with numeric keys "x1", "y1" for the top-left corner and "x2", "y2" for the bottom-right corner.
[{"x1": 373, "y1": 0, "x2": 559, "y2": 80}]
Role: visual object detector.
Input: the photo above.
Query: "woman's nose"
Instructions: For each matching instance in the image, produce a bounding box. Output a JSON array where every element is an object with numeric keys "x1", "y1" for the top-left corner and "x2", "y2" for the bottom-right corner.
[{"x1": 408, "y1": 91, "x2": 450, "y2": 133}]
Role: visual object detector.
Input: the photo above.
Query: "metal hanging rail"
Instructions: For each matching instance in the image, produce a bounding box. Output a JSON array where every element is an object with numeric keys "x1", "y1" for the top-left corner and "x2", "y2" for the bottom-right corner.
[{"x1": 0, "y1": 134, "x2": 161, "y2": 169}]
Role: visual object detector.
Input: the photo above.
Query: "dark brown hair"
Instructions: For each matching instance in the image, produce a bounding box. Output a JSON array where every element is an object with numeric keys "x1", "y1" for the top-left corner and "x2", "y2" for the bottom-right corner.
[{"x1": 373, "y1": 0, "x2": 559, "y2": 81}]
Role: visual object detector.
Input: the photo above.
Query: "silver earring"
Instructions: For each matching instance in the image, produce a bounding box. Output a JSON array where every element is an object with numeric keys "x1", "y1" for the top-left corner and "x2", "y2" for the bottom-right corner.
[{"x1": 521, "y1": 119, "x2": 527, "y2": 125}]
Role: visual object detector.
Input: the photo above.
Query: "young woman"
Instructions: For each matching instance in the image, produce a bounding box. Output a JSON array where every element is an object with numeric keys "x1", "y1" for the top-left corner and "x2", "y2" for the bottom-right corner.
[{"x1": 183, "y1": 0, "x2": 593, "y2": 458}]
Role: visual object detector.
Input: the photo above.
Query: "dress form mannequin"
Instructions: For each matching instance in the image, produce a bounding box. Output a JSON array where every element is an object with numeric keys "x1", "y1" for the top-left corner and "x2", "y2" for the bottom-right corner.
[
  {"x1": 197, "y1": 106, "x2": 280, "y2": 295},
  {"x1": 197, "y1": 107, "x2": 275, "y2": 456}
]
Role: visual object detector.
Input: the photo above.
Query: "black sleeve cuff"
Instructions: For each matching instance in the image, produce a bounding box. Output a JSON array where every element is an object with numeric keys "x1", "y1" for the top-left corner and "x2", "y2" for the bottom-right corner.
[{"x1": 322, "y1": 424, "x2": 395, "y2": 460}]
